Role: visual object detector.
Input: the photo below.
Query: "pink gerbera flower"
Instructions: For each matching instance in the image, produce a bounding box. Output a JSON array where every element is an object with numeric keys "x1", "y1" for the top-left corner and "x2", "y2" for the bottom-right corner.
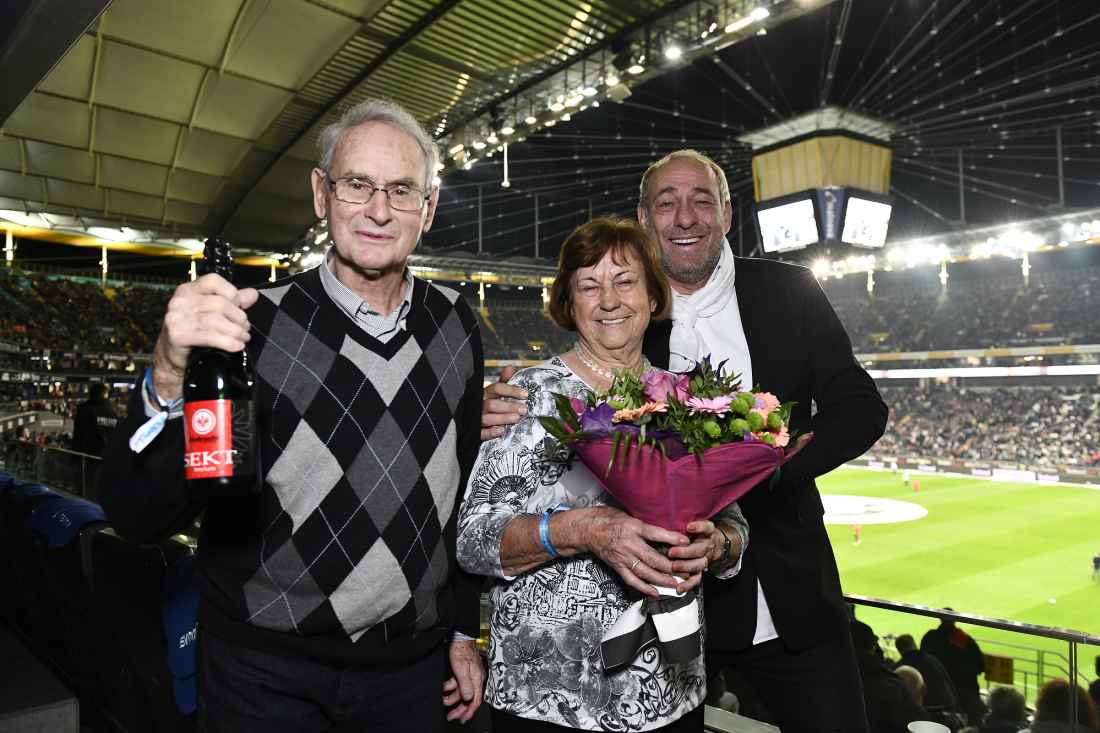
[
  {"x1": 613, "y1": 401, "x2": 667, "y2": 423},
  {"x1": 754, "y1": 393, "x2": 780, "y2": 413},
  {"x1": 687, "y1": 395, "x2": 734, "y2": 416}
]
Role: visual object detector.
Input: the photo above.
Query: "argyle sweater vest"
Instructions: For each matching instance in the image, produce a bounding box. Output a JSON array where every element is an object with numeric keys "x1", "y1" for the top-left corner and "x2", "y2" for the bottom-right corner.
[{"x1": 101, "y1": 265, "x2": 484, "y2": 666}]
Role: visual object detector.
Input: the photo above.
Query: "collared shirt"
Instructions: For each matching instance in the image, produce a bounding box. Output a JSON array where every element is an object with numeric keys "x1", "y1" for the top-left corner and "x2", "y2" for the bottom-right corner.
[
  {"x1": 671, "y1": 252, "x2": 779, "y2": 647},
  {"x1": 319, "y1": 247, "x2": 413, "y2": 343}
]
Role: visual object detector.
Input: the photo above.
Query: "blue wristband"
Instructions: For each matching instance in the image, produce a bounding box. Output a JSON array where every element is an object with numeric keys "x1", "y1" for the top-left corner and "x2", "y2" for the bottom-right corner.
[
  {"x1": 538, "y1": 504, "x2": 570, "y2": 558},
  {"x1": 143, "y1": 367, "x2": 183, "y2": 416}
]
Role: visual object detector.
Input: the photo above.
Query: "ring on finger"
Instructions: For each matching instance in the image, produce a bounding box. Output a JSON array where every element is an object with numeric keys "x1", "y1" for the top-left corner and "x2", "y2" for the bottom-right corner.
[{"x1": 629, "y1": 558, "x2": 640, "y2": 571}]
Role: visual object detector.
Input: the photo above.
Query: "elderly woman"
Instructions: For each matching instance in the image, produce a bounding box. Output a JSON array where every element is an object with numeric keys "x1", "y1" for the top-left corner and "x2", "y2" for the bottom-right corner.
[{"x1": 457, "y1": 217, "x2": 748, "y2": 732}]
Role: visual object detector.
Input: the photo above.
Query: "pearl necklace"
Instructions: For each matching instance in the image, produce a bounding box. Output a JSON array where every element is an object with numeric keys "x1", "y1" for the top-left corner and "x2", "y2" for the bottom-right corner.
[{"x1": 573, "y1": 341, "x2": 650, "y2": 382}]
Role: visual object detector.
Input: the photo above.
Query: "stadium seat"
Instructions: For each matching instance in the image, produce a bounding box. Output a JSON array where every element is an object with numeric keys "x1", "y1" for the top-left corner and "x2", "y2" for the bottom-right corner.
[
  {"x1": 22, "y1": 495, "x2": 109, "y2": 696},
  {"x1": 85, "y1": 528, "x2": 195, "y2": 733},
  {"x1": 0, "y1": 479, "x2": 57, "y2": 633}
]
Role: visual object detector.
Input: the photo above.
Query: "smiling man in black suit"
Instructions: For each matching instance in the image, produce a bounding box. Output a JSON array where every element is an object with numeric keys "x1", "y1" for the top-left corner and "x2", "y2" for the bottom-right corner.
[{"x1": 483, "y1": 149, "x2": 888, "y2": 732}]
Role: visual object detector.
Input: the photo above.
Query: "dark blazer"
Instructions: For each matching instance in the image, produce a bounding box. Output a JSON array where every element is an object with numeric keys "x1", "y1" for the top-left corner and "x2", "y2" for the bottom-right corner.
[{"x1": 643, "y1": 255, "x2": 888, "y2": 652}]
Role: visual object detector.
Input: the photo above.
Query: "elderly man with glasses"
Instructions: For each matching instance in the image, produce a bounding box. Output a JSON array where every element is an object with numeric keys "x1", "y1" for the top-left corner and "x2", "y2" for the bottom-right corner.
[{"x1": 99, "y1": 98, "x2": 486, "y2": 733}]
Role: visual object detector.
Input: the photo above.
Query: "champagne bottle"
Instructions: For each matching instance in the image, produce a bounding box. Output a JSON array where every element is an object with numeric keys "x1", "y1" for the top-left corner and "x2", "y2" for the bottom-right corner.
[{"x1": 182, "y1": 238, "x2": 260, "y2": 495}]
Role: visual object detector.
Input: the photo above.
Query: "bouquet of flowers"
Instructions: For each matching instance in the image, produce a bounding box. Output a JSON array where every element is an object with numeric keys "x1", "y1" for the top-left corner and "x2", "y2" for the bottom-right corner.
[
  {"x1": 540, "y1": 357, "x2": 798, "y2": 671},
  {"x1": 540, "y1": 357, "x2": 795, "y2": 533}
]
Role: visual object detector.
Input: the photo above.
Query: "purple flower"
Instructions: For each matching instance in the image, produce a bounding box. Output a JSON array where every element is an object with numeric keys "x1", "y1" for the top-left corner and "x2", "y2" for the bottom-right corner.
[
  {"x1": 643, "y1": 370, "x2": 691, "y2": 403},
  {"x1": 579, "y1": 403, "x2": 615, "y2": 435}
]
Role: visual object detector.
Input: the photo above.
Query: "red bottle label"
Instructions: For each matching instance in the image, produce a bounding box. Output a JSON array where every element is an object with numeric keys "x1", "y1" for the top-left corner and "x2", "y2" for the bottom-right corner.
[{"x1": 184, "y1": 399, "x2": 235, "y2": 479}]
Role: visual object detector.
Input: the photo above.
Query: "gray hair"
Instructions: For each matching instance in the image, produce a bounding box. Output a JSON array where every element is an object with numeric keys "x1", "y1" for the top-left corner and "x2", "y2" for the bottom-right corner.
[
  {"x1": 638, "y1": 149, "x2": 731, "y2": 210},
  {"x1": 317, "y1": 98, "x2": 439, "y2": 189}
]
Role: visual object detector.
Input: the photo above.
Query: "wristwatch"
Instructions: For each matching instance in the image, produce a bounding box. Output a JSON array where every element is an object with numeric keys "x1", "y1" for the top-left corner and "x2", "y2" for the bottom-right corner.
[{"x1": 714, "y1": 523, "x2": 733, "y2": 566}]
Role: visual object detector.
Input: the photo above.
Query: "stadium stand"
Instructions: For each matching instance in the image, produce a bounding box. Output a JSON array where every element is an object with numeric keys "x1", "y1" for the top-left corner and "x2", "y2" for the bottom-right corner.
[
  {"x1": 2, "y1": 255, "x2": 1100, "y2": 475},
  {"x1": 872, "y1": 384, "x2": 1100, "y2": 468},
  {"x1": 0, "y1": 472, "x2": 197, "y2": 732},
  {"x1": 3, "y1": 259, "x2": 1100, "y2": 364}
]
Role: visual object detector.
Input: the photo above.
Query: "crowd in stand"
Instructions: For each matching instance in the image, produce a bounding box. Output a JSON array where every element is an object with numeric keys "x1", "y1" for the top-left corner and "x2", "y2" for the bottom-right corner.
[
  {"x1": 872, "y1": 384, "x2": 1100, "y2": 468},
  {"x1": 3, "y1": 262, "x2": 1100, "y2": 471},
  {"x1": 4, "y1": 262, "x2": 1100, "y2": 360},
  {"x1": 0, "y1": 266, "x2": 169, "y2": 354},
  {"x1": 821, "y1": 264, "x2": 1100, "y2": 353}
]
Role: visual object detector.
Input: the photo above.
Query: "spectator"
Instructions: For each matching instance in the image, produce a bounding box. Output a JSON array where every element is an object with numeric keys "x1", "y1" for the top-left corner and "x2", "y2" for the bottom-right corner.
[
  {"x1": 1030, "y1": 679, "x2": 1098, "y2": 733},
  {"x1": 71, "y1": 382, "x2": 118, "y2": 457},
  {"x1": 981, "y1": 686, "x2": 1029, "y2": 733},
  {"x1": 922, "y1": 615, "x2": 988, "y2": 725},
  {"x1": 1089, "y1": 655, "x2": 1100, "y2": 717},
  {"x1": 853, "y1": 620, "x2": 930, "y2": 733},
  {"x1": 897, "y1": 633, "x2": 963, "y2": 717},
  {"x1": 896, "y1": 665, "x2": 926, "y2": 705}
]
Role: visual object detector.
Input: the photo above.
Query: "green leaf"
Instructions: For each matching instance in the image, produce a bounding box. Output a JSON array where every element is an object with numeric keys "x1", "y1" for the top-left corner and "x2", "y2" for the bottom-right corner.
[
  {"x1": 607, "y1": 431, "x2": 623, "y2": 476},
  {"x1": 620, "y1": 431, "x2": 634, "y2": 469},
  {"x1": 537, "y1": 416, "x2": 569, "y2": 442},
  {"x1": 552, "y1": 392, "x2": 581, "y2": 431}
]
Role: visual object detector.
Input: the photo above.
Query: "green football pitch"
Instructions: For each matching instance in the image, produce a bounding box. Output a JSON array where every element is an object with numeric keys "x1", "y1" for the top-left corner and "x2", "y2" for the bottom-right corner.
[{"x1": 819, "y1": 467, "x2": 1100, "y2": 689}]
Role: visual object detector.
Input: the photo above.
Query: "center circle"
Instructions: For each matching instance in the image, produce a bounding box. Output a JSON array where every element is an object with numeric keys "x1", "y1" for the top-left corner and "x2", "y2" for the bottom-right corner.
[{"x1": 822, "y1": 494, "x2": 928, "y2": 525}]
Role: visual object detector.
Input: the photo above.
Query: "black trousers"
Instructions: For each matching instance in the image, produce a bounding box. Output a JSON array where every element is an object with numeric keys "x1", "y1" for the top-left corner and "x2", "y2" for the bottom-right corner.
[
  {"x1": 490, "y1": 705, "x2": 704, "y2": 732},
  {"x1": 198, "y1": 631, "x2": 446, "y2": 733},
  {"x1": 708, "y1": 636, "x2": 870, "y2": 733}
]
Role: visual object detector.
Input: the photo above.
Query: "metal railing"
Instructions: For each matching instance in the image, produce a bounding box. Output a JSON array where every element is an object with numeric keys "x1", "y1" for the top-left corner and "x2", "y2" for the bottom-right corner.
[
  {"x1": 1, "y1": 439, "x2": 102, "y2": 499},
  {"x1": 847, "y1": 594, "x2": 1100, "y2": 724}
]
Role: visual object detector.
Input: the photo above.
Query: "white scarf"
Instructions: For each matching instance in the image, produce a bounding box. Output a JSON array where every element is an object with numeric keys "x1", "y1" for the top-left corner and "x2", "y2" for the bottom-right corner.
[{"x1": 668, "y1": 239, "x2": 736, "y2": 372}]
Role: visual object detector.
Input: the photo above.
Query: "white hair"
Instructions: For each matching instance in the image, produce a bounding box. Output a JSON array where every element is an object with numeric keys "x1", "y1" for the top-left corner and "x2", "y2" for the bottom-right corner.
[{"x1": 317, "y1": 98, "x2": 439, "y2": 189}]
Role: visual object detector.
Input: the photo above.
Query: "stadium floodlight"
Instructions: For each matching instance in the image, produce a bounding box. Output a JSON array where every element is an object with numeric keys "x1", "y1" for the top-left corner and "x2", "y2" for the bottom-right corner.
[
  {"x1": 845, "y1": 255, "x2": 876, "y2": 272},
  {"x1": 970, "y1": 238, "x2": 998, "y2": 259},
  {"x1": 998, "y1": 229, "x2": 1041, "y2": 254},
  {"x1": 756, "y1": 194, "x2": 821, "y2": 253},
  {"x1": 88, "y1": 226, "x2": 138, "y2": 242}
]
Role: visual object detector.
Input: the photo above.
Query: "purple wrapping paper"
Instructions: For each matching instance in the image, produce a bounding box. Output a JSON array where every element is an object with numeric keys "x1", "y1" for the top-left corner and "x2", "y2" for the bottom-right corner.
[{"x1": 572, "y1": 439, "x2": 783, "y2": 532}]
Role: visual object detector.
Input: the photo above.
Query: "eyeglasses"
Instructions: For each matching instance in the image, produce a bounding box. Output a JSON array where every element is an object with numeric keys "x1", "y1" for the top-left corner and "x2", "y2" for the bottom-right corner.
[{"x1": 326, "y1": 175, "x2": 430, "y2": 212}]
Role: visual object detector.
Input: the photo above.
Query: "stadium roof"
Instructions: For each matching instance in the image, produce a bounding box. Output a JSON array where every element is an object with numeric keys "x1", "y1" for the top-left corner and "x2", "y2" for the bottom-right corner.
[{"x1": 1, "y1": 0, "x2": 1099, "y2": 266}]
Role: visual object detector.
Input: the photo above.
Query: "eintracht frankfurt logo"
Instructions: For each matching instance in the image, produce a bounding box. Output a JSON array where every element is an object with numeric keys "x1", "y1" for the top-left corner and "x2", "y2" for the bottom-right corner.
[{"x1": 191, "y1": 408, "x2": 217, "y2": 436}]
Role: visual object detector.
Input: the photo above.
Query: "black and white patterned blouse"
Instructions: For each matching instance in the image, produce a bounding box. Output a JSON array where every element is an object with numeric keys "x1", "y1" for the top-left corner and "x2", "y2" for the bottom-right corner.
[{"x1": 458, "y1": 356, "x2": 747, "y2": 731}]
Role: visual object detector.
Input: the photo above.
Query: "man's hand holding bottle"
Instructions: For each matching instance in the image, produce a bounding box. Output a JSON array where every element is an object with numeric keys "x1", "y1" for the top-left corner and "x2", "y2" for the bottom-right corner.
[{"x1": 153, "y1": 273, "x2": 259, "y2": 402}]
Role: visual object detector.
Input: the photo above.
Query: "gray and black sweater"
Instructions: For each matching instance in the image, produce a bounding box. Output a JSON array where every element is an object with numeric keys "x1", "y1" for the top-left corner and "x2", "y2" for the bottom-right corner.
[{"x1": 99, "y1": 266, "x2": 484, "y2": 666}]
